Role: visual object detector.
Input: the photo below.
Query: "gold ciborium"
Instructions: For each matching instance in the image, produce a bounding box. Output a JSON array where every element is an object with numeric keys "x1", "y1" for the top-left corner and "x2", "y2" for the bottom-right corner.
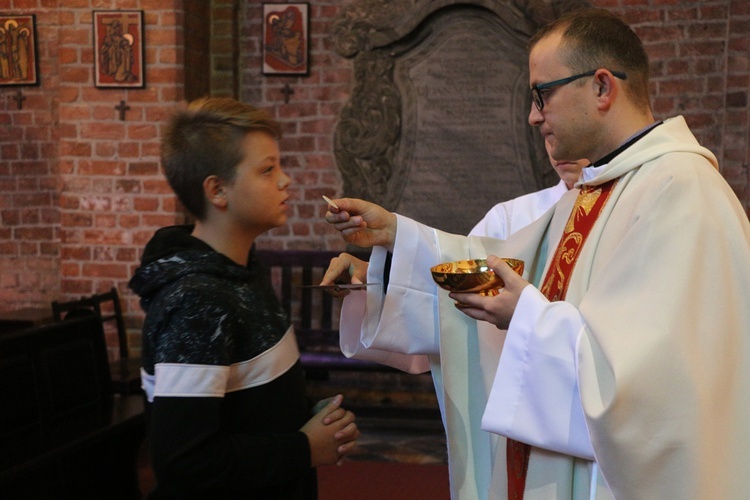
[{"x1": 430, "y1": 258, "x2": 524, "y2": 298}]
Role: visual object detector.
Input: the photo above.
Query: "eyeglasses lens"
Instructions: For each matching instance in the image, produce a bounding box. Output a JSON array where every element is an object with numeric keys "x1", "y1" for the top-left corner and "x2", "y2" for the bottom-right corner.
[{"x1": 531, "y1": 89, "x2": 544, "y2": 111}]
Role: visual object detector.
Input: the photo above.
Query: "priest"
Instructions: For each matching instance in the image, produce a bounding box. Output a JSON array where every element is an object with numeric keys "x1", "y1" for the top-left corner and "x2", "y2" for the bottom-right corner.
[{"x1": 323, "y1": 7, "x2": 750, "y2": 499}]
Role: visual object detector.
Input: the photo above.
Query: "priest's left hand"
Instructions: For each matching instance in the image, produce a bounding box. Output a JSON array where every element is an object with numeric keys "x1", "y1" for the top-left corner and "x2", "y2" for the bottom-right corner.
[
  {"x1": 319, "y1": 252, "x2": 369, "y2": 298},
  {"x1": 449, "y1": 255, "x2": 530, "y2": 330}
]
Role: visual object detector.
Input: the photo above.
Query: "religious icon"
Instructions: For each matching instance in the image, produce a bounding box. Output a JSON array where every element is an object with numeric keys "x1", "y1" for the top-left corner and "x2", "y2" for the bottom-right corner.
[
  {"x1": 93, "y1": 10, "x2": 145, "y2": 88},
  {"x1": 262, "y1": 3, "x2": 309, "y2": 76},
  {"x1": 0, "y1": 15, "x2": 39, "y2": 86}
]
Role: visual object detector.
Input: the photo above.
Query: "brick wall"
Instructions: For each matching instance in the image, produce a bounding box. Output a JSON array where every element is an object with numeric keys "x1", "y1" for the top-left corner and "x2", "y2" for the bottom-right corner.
[
  {"x1": 0, "y1": 6, "x2": 60, "y2": 308},
  {"x1": 1, "y1": 0, "x2": 187, "y2": 356},
  {"x1": 1, "y1": 0, "x2": 749, "y2": 360},
  {"x1": 55, "y1": 3, "x2": 185, "y2": 328},
  {"x1": 624, "y1": 1, "x2": 750, "y2": 203}
]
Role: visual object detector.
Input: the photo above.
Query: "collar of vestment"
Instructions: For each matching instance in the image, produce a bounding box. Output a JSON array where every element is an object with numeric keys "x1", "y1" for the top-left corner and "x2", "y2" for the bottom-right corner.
[{"x1": 590, "y1": 120, "x2": 664, "y2": 168}]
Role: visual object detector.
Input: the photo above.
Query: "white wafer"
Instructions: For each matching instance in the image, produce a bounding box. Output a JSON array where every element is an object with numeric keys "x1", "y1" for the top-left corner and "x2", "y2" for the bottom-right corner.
[{"x1": 322, "y1": 195, "x2": 339, "y2": 209}]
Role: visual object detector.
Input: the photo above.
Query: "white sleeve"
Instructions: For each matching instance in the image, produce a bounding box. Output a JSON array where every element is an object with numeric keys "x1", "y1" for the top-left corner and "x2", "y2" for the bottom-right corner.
[
  {"x1": 337, "y1": 215, "x2": 440, "y2": 374},
  {"x1": 470, "y1": 181, "x2": 568, "y2": 239},
  {"x1": 470, "y1": 203, "x2": 511, "y2": 238},
  {"x1": 359, "y1": 216, "x2": 443, "y2": 355},
  {"x1": 340, "y1": 184, "x2": 568, "y2": 366},
  {"x1": 481, "y1": 285, "x2": 594, "y2": 459},
  {"x1": 339, "y1": 287, "x2": 430, "y2": 374}
]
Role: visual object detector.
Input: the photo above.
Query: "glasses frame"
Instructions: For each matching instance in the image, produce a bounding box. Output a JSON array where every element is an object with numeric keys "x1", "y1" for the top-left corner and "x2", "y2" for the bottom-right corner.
[{"x1": 531, "y1": 70, "x2": 628, "y2": 111}]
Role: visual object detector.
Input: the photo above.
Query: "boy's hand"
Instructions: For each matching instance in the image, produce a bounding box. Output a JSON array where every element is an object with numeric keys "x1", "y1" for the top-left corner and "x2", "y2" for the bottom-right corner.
[{"x1": 302, "y1": 395, "x2": 360, "y2": 467}]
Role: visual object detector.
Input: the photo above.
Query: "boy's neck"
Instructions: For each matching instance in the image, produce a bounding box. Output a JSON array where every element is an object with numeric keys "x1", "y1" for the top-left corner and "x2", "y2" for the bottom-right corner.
[{"x1": 191, "y1": 220, "x2": 255, "y2": 267}]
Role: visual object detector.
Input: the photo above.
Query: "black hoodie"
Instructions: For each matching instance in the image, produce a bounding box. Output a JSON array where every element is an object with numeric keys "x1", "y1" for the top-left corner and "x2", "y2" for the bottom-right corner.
[{"x1": 130, "y1": 225, "x2": 316, "y2": 499}]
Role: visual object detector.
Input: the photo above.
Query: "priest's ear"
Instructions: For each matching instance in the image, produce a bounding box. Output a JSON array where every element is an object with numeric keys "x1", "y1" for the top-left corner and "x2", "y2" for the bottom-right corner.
[
  {"x1": 204, "y1": 175, "x2": 228, "y2": 210},
  {"x1": 593, "y1": 69, "x2": 618, "y2": 109}
]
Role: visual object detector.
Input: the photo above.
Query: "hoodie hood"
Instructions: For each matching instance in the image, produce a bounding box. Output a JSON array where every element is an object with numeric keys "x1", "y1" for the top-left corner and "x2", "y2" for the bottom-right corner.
[
  {"x1": 129, "y1": 225, "x2": 257, "y2": 311},
  {"x1": 138, "y1": 224, "x2": 212, "y2": 265}
]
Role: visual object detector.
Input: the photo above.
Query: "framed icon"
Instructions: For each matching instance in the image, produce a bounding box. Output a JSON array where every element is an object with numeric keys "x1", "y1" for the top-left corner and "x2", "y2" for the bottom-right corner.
[
  {"x1": 0, "y1": 15, "x2": 39, "y2": 86},
  {"x1": 262, "y1": 3, "x2": 309, "y2": 76},
  {"x1": 93, "y1": 10, "x2": 145, "y2": 88}
]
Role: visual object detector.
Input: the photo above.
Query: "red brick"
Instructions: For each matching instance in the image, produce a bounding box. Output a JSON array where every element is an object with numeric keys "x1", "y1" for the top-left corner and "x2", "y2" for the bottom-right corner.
[
  {"x1": 730, "y1": 1, "x2": 750, "y2": 15},
  {"x1": 133, "y1": 197, "x2": 160, "y2": 211},
  {"x1": 14, "y1": 227, "x2": 54, "y2": 241},
  {"x1": 119, "y1": 215, "x2": 142, "y2": 229},
  {"x1": 142, "y1": 179, "x2": 174, "y2": 194},
  {"x1": 116, "y1": 247, "x2": 137, "y2": 262},
  {"x1": 62, "y1": 245, "x2": 92, "y2": 260},
  {"x1": 60, "y1": 141, "x2": 92, "y2": 157},
  {"x1": 701, "y1": 5, "x2": 731, "y2": 20},
  {"x1": 95, "y1": 142, "x2": 117, "y2": 158},
  {"x1": 80, "y1": 122, "x2": 127, "y2": 140},
  {"x1": 143, "y1": 214, "x2": 180, "y2": 227},
  {"x1": 115, "y1": 179, "x2": 141, "y2": 194},
  {"x1": 117, "y1": 142, "x2": 141, "y2": 158},
  {"x1": 59, "y1": 66, "x2": 91, "y2": 84},
  {"x1": 688, "y1": 22, "x2": 730, "y2": 40},
  {"x1": 61, "y1": 212, "x2": 93, "y2": 228},
  {"x1": 60, "y1": 262, "x2": 82, "y2": 277},
  {"x1": 127, "y1": 124, "x2": 158, "y2": 140},
  {"x1": 664, "y1": 7, "x2": 698, "y2": 22},
  {"x1": 61, "y1": 280, "x2": 94, "y2": 295}
]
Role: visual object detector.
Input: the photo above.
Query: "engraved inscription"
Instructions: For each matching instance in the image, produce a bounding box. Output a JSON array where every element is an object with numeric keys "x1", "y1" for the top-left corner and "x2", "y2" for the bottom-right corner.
[{"x1": 394, "y1": 15, "x2": 539, "y2": 234}]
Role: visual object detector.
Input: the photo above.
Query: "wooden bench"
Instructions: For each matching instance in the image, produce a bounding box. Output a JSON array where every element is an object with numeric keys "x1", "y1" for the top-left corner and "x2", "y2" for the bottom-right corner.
[
  {"x1": 254, "y1": 249, "x2": 397, "y2": 376},
  {"x1": 256, "y1": 249, "x2": 442, "y2": 419},
  {"x1": 0, "y1": 315, "x2": 146, "y2": 499}
]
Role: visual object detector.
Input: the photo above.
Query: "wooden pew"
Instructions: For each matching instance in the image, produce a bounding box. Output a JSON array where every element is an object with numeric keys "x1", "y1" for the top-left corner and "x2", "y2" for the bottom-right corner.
[
  {"x1": 255, "y1": 249, "x2": 441, "y2": 420},
  {"x1": 254, "y1": 249, "x2": 396, "y2": 375},
  {"x1": 0, "y1": 315, "x2": 146, "y2": 499}
]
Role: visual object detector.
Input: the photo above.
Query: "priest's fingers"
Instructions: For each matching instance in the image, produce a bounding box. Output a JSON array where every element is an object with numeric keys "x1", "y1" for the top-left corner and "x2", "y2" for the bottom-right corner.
[
  {"x1": 320, "y1": 253, "x2": 367, "y2": 285},
  {"x1": 450, "y1": 291, "x2": 516, "y2": 330},
  {"x1": 319, "y1": 253, "x2": 368, "y2": 297},
  {"x1": 324, "y1": 198, "x2": 397, "y2": 250},
  {"x1": 325, "y1": 209, "x2": 366, "y2": 231},
  {"x1": 486, "y1": 255, "x2": 526, "y2": 292},
  {"x1": 324, "y1": 198, "x2": 371, "y2": 225}
]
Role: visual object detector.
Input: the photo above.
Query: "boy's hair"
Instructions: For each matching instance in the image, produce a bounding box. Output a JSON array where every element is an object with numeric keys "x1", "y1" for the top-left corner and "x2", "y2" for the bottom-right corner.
[
  {"x1": 530, "y1": 8, "x2": 651, "y2": 110},
  {"x1": 161, "y1": 97, "x2": 282, "y2": 220}
]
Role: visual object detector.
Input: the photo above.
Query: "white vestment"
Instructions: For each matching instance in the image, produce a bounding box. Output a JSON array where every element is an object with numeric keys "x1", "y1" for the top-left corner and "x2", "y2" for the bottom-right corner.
[
  {"x1": 339, "y1": 181, "x2": 570, "y2": 499},
  {"x1": 343, "y1": 116, "x2": 750, "y2": 499}
]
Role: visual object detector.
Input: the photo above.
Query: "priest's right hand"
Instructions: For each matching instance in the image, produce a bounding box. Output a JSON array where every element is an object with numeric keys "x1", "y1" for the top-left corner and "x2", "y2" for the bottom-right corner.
[{"x1": 324, "y1": 197, "x2": 397, "y2": 252}]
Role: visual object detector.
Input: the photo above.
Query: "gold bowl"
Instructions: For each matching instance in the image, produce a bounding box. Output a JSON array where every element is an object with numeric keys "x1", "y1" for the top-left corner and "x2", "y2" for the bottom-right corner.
[{"x1": 430, "y1": 258, "x2": 524, "y2": 296}]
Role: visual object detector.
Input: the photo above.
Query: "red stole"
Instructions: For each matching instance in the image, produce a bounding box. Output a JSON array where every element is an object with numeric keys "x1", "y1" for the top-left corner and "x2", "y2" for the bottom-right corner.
[{"x1": 507, "y1": 179, "x2": 618, "y2": 499}]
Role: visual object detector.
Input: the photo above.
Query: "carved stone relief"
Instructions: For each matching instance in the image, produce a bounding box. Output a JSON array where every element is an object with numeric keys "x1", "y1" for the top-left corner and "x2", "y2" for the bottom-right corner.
[{"x1": 332, "y1": 0, "x2": 589, "y2": 234}]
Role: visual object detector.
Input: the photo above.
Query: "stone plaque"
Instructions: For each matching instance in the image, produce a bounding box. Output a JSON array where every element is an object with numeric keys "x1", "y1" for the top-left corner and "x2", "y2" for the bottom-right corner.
[
  {"x1": 394, "y1": 10, "x2": 543, "y2": 234},
  {"x1": 333, "y1": 2, "x2": 560, "y2": 236}
]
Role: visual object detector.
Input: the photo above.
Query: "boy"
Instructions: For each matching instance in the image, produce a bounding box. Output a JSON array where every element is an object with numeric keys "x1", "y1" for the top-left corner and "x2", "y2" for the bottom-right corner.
[{"x1": 129, "y1": 97, "x2": 359, "y2": 499}]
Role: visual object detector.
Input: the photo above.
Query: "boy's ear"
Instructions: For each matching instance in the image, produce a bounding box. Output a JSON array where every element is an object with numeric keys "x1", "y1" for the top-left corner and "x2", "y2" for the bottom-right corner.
[{"x1": 204, "y1": 176, "x2": 228, "y2": 208}]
